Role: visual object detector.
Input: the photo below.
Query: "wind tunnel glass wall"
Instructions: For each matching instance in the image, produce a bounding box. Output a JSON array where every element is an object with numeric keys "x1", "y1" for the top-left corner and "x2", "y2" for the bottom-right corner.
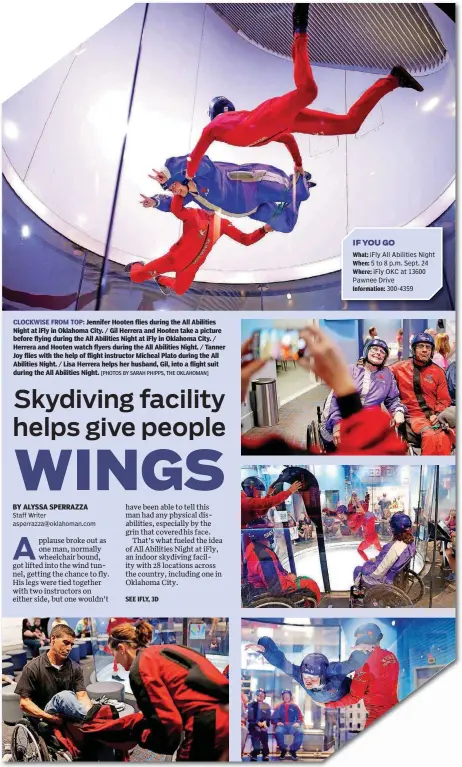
[
  {"x1": 89, "y1": 618, "x2": 229, "y2": 693},
  {"x1": 242, "y1": 620, "x2": 342, "y2": 745},
  {"x1": 241, "y1": 465, "x2": 450, "y2": 606}
]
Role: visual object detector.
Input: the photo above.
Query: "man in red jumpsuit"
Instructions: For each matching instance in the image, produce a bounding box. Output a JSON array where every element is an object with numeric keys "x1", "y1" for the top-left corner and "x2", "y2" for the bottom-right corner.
[
  {"x1": 243, "y1": 525, "x2": 321, "y2": 606},
  {"x1": 125, "y1": 193, "x2": 270, "y2": 296},
  {"x1": 186, "y1": 5, "x2": 424, "y2": 180},
  {"x1": 390, "y1": 333, "x2": 453, "y2": 455},
  {"x1": 346, "y1": 494, "x2": 382, "y2": 561},
  {"x1": 323, "y1": 623, "x2": 399, "y2": 728},
  {"x1": 128, "y1": 644, "x2": 229, "y2": 761},
  {"x1": 241, "y1": 476, "x2": 303, "y2": 528}
]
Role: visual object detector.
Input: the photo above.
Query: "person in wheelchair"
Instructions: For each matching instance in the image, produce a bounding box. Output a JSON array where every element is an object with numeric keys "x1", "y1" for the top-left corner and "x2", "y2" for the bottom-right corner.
[
  {"x1": 15, "y1": 624, "x2": 96, "y2": 726},
  {"x1": 319, "y1": 338, "x2": 406, "y2": 448},
  {"x1": 241, "y1": 476, "x2": 303, "y2": 528},
  {"x1": 390, "y1": 333, "x2": 454, "y2": 455},
  {"x1": 350, "y1": 514, "x2": 416, "y2": 600},
  {"x1": 242, "y1": 524, "x2": 321, "y2": 607}
]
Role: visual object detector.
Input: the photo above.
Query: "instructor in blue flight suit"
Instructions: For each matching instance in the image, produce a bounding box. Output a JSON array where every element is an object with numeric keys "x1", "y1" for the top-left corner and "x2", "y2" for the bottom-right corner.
[
  {"x1": 245, "y1": 637, "x2": 371, "y2": 704},
  {"x1": 140, "y1": 154, "x2": 316, "y2": 234}
]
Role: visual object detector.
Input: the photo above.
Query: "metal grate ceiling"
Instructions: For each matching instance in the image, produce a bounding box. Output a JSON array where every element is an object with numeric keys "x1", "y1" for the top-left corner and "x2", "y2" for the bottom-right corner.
[{"x1": 209, "y1": 3, "x2": 448, "y2": 75}]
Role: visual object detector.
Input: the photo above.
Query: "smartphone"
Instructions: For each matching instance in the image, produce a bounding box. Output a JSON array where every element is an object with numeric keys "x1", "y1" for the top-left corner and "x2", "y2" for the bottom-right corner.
[{"x1": 250, "y1": 329, "x2": 306, "y2": 361}]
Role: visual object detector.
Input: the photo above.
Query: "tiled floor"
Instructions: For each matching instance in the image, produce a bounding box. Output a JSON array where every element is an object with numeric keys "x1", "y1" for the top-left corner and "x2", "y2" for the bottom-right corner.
[{"x1": 243, "y1": 384, "x2": 330, "y2": 446}]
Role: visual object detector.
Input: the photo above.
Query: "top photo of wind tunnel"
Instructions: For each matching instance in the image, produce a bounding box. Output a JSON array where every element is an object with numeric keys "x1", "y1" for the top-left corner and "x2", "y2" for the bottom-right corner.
[{"x1": 2, "y1": 3, "x2": 455, "y2": 311}]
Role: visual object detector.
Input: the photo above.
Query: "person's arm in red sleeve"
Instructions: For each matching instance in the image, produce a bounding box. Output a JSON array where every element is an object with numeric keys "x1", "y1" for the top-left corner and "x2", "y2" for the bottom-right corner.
[
  {"x1": 242, "y1": 489, "x2": 292, "y2": 525},
  {"x1": 275, "y1": 133, "x2": 303, "y2": 168},
  {"x1": 170, "y1": 194, "x2": 193, "y2": 222},
  {"x1": 130, "y1": 664, "x2": 183, "y2": 754},
  {"x1": 434, "y1": 371, "x2": 452, "y2": 413},
  {"x1": 221, "y1": 219, "x2": 267, "y2": 246},
  {"x1": 186, "y1": 125, "x2": 215, "y2": 179},
  {"x1": 324, "y1": 669, "x2": 370, "y2": 709},
  {"x1": 335, "y1": 394, "x2": 406, "y2": 456}
]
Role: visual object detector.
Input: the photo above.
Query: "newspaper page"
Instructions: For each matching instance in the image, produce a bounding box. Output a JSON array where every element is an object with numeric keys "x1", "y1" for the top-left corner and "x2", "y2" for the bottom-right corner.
[{"x1": 1, "y1": 2, "x2": 457, "y2": 765}]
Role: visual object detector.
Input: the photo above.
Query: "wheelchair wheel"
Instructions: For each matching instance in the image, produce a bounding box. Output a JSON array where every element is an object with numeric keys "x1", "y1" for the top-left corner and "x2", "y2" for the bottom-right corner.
[
  {"x1": 363, "y1": 585, "x2": 413, "y2": 607},
  {"x1": 247, "y1": 595, "x2": 295, "y2": 608},
  {"x1": 11, "y1": 721, "x2": 51, "y2": 761},
  {"x1": 399, "y1": 569, "x2": 425, "y2": 604}
]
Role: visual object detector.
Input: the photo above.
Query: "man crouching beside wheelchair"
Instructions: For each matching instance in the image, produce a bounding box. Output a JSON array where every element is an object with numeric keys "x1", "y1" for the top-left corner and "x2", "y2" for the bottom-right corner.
[{"x1": 350, "y1": 514, "x2": 416, "y2": 606}]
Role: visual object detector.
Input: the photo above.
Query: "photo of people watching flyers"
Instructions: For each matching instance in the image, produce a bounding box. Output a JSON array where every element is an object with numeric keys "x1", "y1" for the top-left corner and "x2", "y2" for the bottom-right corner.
[
  {"x1": 241, "y1": 464, "x2": 455, "y2": 608},
  {"x1": 241, "y1": 319, "x2": 455, "y2": 456}
]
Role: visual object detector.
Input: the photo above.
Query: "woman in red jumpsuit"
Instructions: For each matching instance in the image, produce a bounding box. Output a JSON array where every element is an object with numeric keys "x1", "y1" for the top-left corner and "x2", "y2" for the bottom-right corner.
[
  {"x1": 125, "y1": 193, "x2": 269, "y2": 296},
  {"x1": 186, "y1": 5, "x2": 424, "y2": 180},
  {"x1": 109, "y1": 621, "x2": 229, "y2": 761}
]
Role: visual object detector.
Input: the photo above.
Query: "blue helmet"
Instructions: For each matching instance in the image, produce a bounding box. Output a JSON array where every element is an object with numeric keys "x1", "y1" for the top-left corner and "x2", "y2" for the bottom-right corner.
[
  {"x1": 158, "y1": 156, "x2": 188, "y2": 191},
  {"x1": 411, "y1": 332, "x2": 435, "y2": 357},
  {"x1": 242, "y1": 476, "x2": 266, "y2": 497},
  {"x1": 362, "y1": 338, "x2": 389, "y2": 367},
  {"x1": 208, "y1": 96, "x2": 236, "y2": 121},
  {"x1": 256, "y1": 688, "x2": 266, "y2": 696},
  {"x1": 244, "y1": 526, "x2": 274, "y2": 547},
  {"x1": 300, "y1": 653, "x2": 329, "y2": 679},
  {"x1": 336, "y1": 504, "x2": 348, "y2": 515},
  {"x1": 354, "y1": 623, "x2": 383, "y2": 645},
  {"x1": 389, "y1": 513, "x2": 412, "y2": 533},
  {"x1": 281, "y1": 689, "x2": 292, "y2": 699}
]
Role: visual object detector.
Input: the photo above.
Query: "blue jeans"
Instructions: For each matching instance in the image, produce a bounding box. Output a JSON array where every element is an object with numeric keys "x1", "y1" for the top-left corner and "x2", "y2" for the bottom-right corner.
[
  {"x1": 44, "y1": 691, "x2": 88, "y2": 720},
  {"x1": 274, "y1": 723, "x2": 303, "y2": 752},
  {"x1": 23, "y1": 638, "x2": 41, "y2": 658}
]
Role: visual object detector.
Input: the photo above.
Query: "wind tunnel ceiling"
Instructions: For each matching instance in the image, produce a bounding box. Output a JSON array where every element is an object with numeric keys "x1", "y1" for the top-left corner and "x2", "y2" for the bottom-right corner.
[{"x1": 209, "y1": 3, "x2": 448, "y2": 74}]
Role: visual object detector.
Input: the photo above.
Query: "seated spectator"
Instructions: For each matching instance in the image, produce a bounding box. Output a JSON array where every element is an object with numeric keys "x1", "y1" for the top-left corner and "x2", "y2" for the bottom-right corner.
[
  {"x1": 320, "y1": 339, "x2": 405, "y2": 448},
  {"x1": 272, "y1": 689, "x2": 303, "y2": 760},
  {"x1": 75, "y1": 618, "x2": 91, "y2": 638},
  {"x1": 445, "y1": 509, "x2": 456, "y2": 533},
  {"x1": 352, "y1": 514, "x2": 416, "y2": 588},
  {"x1": 446, "y1": 533, "x2": 456, "y2": 583},
  {"x1": 433, "y1": 333, "x2": 451, "y2": 370},
  {"x1": 247, "y1": 689, "x2": 271, "y2": 761},
  {"x1": 33, "y1": 618, "x2": 50, "y2": 645},
  {"x1": 390, "y1": 333, "x2": 454, "y2": 455},
  {"x1": 22, "y1": 619, "x2": 42, "y2": 657},
  {"x1": 51, "y1": 618, "x2": 69, "y2": 630}
]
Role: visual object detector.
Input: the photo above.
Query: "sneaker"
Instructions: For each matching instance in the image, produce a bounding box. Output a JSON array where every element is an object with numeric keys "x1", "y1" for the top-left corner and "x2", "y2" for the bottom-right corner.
[
  {"x1": 123, "y1": 261, "x2": 143, "y2": 274},
  {"x1": 390, "y1": 66, "x2": 424, "y2": 92},
  {"x1": 293, "y1": 4, "x2": 309, "y2": 35},
  {"x1": 155, "y1": 277, "x2": 172, "y2": 296},
  {"x1": 279, "y1": 750, "x2": 287, "y2": 760},
  {"x1": 82, "y1": 703, "x2": 102, "y2": 723},
  {"x1": 446, "y1": 573, "x2": 456, "y2": 582},
  {"x1": 289, "y1": 753, "x2": 298, "y2": 761},
  {"x1": 93, "y1": 695, "x2": 109, "y2": 705},
  {"x1": 112, "y1": 674, "x2": 125, "y2": 682}
]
